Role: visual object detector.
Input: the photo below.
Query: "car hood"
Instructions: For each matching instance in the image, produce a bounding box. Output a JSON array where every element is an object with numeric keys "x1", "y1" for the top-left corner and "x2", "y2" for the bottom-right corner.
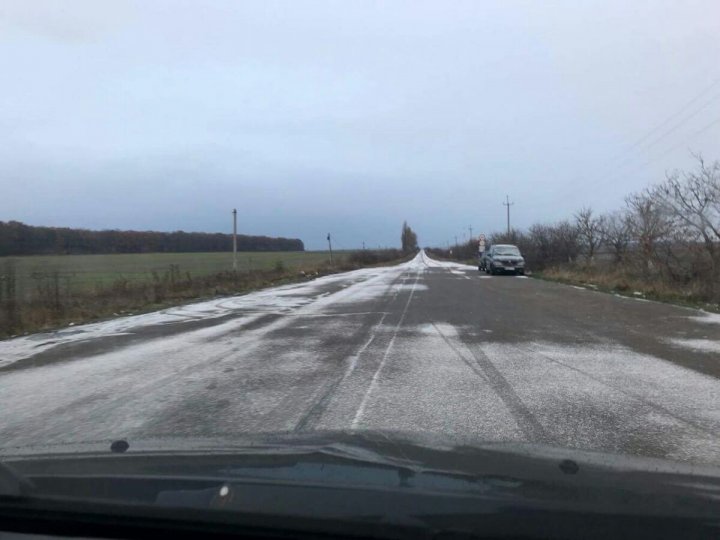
[
  {"x1": 3, "y1": 431, "x2": 720, "y2": 539},
  {"x1": 3, "y1": 430, "x2": 720, "y2": 494}
]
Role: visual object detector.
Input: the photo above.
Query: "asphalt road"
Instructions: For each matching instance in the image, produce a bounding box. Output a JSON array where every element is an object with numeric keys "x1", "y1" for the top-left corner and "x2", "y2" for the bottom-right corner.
[{"x1": 1, "y1": 251, "x2": 720, "y2": 465}]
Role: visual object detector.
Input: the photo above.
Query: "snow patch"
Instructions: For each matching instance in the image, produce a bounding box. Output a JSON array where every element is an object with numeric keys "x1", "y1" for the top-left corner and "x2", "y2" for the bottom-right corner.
[
  {"x1": 393, "y1": 283, "x2": 429, "y2": 293},
  {"x1": 666, "y1": 338, "x2": 720, "y2": 354},
  {"x1": 419, "y1": 251, "x2": 476, "y2": 271},
  {"x1": 0, "y1": 253, "x2": 430, "y2": 368},
  {"x1": 687, "y1": 311, "x2": 720, "y2": 325},
  {"x1": 413, "y1": 323, "x2": 460, "y2": 337}
]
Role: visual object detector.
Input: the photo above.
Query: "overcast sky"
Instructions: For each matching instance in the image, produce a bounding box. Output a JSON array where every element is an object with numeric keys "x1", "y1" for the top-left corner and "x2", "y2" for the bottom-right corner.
[{"x1": 1, "y1": 1, "x2": 718, "y2": 250}]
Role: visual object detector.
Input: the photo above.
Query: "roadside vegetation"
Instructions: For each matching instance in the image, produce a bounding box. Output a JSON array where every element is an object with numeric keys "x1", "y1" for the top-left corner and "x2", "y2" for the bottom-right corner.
[
  {"x1": 0, "y1": 221, "x2": 303, "y2": 255},
  {"x1": 0, "y1": 251, "x2": 336, "y2": 299},
  {"x1": 0, "y1": 248, "x2": 408, "y2": 339},
  {"x1": 433, "y1": 155, "x2": 720, "y2": 311},
  {"x1": 401, "y1": 221, "x2": 419, "y2": 253}
]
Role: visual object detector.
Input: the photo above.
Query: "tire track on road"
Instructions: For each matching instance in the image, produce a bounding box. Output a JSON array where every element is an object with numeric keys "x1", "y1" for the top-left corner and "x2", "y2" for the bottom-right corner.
[
  {"x1": 294, "y1": 270, "x2": 412, "y2": 431},
  {"x1": 433, "y1": 324, "x2": 550, "y2": 443},
  {"x1": 514, "y1": 343, "x2": 720, "y2": 437},
  {"x1": 351, "y1": 270, "x2": 422, "y2": 428},
  {"x1": 135, "y1": 269, "x2": 416, "y2": 438}
]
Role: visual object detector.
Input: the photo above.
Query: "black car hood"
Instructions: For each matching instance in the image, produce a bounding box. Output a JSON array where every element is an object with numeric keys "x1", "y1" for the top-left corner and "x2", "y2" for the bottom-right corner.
[
  {"x1": 2, "y1": 431, "x2": 720, "y2": 539},
  {"x1": 3, "y1": 430, "x2": 720, "y2": 496}
]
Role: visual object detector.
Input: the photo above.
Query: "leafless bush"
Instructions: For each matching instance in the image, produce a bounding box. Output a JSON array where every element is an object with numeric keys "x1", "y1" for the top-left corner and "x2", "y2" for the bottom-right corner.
[
  {"x1": 600, "y1": 211, "x2": 631, "y2": 263},
  {"x1": 435, "y1": 154, "x2": 720, "y2": 304},
  {"x1": 575, "y1": 207, "x2": 604, "y2": 263},
  {"x1": 624, "y1": 191, "x2": 675, "y2": 277},
  {"x1": 652, "y1": 154, "x2": 720, "y2": 296}
]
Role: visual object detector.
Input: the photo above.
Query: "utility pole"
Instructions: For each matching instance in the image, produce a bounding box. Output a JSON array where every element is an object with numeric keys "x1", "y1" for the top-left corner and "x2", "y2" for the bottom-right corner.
[
  {"x1": 232, "y1": 208, "x2": 238, "y2": 271},
  {"x1": 327, "y1": 233, "x2": 334, "y2": 264},
  {"x1": 468, "y1": 225, "x2": 473, "y2": 241},
  {"x1": 362, "y1": 241, "x2": 366, "y2": 250},
  {"x1": 454, "y1": 235, "x2": 458, "y2": 248},
  {"x1": 503, "y1": 195, "x2": 514, "y2": 236}
]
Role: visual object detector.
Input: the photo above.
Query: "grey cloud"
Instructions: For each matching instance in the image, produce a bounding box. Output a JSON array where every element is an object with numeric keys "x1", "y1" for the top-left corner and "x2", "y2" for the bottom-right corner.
[{"x1": 1, "y1": 0, "x2": 719, "y2": 249}]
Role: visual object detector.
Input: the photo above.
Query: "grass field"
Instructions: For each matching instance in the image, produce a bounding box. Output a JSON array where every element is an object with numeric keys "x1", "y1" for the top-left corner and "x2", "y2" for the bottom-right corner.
[{"x1": 1, "y1": 251, "x2": 338, "y2": 299}]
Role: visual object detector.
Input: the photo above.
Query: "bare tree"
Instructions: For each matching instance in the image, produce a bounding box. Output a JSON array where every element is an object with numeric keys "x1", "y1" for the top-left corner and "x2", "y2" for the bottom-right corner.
[
  {"x1": 601, "y1": 211, "x2": 631, "y2": 263},
  {"x1": 401, "y1": 221, "x2": 418, "y2": 253},
  {"x1": 653, "y1": 154, "x2": 720, "y2": 290},
  {"x1": 625, "y1": 191, "x2": 674, "y2": 276},
  {"x1": 551, "y1": 220, "x2": 581, "y2": 264},
  {"x1": 575, "y1": 207, "x2": 604, "y2": 263}
]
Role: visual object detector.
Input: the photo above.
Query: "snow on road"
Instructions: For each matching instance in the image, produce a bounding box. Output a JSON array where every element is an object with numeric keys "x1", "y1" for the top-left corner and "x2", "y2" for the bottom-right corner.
[
  {"x1": 666, "y1": 338, "x2": 720, "y2": 354},
  {"x1": 0, "y1": 252, "x2": 440, "y2": 446},
  {"x1": 2, "y1": 251, "x2": 720, "y2": 466},
  {"x1": 0, "y1": 255, "x2": 438, "y2": 369},
  {"x1": 417, "y1": 251, "x2": 476, "y2": 270}
]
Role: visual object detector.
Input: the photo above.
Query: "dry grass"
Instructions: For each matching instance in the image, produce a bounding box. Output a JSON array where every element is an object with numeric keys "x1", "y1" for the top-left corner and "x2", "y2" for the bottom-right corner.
[
  {"x1": 538, "y1": 265, "x2": 718, "y2": 311},
  {"x1": 1, "y1": 251, "x2": 407, "y2": 339}
]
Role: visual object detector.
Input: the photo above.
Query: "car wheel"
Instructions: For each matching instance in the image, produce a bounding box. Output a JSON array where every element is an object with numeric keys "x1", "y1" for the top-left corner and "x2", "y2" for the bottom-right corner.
[{"x1": 516, "y1": 269, "x2": 524, "y2": 276}]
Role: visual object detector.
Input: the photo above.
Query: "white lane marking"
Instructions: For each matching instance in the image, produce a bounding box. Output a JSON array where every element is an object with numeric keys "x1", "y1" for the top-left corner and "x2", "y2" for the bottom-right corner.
[
  {"x1": 323, "y1": 272, "x2": 410, "y2": 401},
  {"x1": 351, "y1": 271, "x2": 421, "y2": 428},
  {"x1": 340, "y1": 313, "x2": 391, "y2": 387}
]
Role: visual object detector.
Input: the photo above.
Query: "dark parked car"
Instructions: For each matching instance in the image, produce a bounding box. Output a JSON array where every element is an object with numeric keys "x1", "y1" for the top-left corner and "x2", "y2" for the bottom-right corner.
[{"x1": 485, "y1": 244, "x2": 525, "y2": 275}]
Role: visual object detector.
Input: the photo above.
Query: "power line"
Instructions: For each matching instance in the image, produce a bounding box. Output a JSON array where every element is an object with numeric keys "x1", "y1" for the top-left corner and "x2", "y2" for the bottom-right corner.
[
  {"x1": 566, "y1": 79, "x2": 720, "y2": 200},
  {"x1": 232, "y1": 209, "x2": 237, "y2": 272},
  {"x1": 502, "y1": 195, "x2": 514, "y2": 235},
  {"x1": 578, "y1": 79, "x2": 720, "y2": 190},
  {"x1": 588, "y1": 116, "x2": 720, "y2": 195},
  {"x1": 626, "y1": 90, "x2": 720, "y2": 156},
  {"x1": 613, "y1": 77, "x2": 720, "y2": 159},
  {"x1": 624, "y1": 116, "x2": 720, "y2": 175}
]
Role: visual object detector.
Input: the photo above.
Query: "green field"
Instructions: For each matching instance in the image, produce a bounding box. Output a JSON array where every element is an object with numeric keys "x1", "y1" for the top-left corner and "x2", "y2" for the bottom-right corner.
[{"x1": 1, "y1": 251, "x2": 338, "y2": 299}]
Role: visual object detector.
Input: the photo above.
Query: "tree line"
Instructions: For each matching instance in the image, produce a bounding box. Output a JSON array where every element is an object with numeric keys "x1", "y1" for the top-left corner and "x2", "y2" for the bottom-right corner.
[
  {"x1": 433, "y1": 155, "x2": 720, "y2": 302},
  {"x1": 0, "y1": 221, "x2": 304, "y2": 256},
  {"x1": 401, "y1": 221, "x2": 419, "y2": 252}
]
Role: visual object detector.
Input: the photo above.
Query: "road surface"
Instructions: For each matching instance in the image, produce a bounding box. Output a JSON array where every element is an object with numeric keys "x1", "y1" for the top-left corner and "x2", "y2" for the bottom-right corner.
[{"x1": 1, "y1": 251, "x2": 720, "y2": 464}]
